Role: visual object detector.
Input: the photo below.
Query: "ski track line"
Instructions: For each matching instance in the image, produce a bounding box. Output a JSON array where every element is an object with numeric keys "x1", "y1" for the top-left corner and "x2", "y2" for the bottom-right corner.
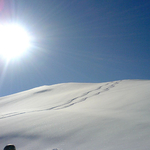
[
  {"x1": 0, "y1": 81, "x2": 121, "y2": 119},
  {"x1": 54, "y1": 80, "x2": 121, "y2": 109}
]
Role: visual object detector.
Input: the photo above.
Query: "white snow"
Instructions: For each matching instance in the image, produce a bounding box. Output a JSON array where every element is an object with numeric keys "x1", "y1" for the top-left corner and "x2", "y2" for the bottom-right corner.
[{"x1": 0, "y1": 80, "x2": 150, "y2": 150}]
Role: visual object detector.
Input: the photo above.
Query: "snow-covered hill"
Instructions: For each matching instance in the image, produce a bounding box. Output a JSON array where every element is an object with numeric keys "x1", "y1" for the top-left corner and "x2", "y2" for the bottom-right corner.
[{"x1": 0, "y1": 80, "x2": 150, "y2": 150}]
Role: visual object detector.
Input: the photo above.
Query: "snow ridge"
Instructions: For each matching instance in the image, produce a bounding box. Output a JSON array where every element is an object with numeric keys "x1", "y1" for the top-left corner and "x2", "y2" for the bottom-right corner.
[{"x1": 0, "y1": 80, "x2": 150, "y2": 150}]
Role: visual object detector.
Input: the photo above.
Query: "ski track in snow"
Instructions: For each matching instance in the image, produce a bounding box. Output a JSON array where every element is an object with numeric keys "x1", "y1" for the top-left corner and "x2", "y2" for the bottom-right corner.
[
  {"x1": 53, "y1": 80, "x2": 120, "y2": 109},
  {"x1": 0, "y1": 81, "x2": 121, "y2": 119}
]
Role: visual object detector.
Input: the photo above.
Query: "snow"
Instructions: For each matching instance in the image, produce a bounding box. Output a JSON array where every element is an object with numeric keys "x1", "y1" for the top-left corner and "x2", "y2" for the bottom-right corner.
[{"x1": 0, "y1": 80, "x2": 150, "y2": 150}]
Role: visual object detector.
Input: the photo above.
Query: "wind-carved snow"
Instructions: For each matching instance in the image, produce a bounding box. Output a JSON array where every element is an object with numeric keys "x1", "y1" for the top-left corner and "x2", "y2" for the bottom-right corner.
[{"x1": 0, "y1": 80, "x2": 150, "y2": 150}]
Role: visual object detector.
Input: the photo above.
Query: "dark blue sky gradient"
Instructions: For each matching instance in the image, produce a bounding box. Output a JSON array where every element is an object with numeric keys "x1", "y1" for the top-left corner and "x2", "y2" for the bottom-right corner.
[{"x1": 0, "y1": 0, "x2": 150, "y2": 96}]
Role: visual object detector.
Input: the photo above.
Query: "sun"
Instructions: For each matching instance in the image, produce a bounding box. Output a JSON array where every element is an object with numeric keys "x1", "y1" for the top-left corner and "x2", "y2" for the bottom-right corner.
[{"x1": 0, "y1": 24, "x2": 31, "y2": 61}]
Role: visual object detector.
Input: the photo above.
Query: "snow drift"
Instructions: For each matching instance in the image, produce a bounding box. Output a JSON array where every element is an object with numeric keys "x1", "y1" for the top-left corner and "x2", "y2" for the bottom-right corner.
[{"x1": 0, "y1": 80, "x2": 150, "y2": 150}]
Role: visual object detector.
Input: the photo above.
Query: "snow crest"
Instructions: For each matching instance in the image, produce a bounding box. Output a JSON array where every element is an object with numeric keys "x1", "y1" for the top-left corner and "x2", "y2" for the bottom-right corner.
[{"x1": 0, "y1": 80, "x2": 150, "y2": 150}]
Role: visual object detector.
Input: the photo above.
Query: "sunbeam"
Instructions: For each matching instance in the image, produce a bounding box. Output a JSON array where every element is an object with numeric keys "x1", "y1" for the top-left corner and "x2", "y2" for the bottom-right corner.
[{"x1": 0, "y1": 23, "x2": 31, "y2": 61}]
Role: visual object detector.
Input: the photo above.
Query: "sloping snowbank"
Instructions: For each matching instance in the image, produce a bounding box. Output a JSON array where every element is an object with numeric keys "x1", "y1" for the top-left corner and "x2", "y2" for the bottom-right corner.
[{"x1": 0, "y1": 80, "x2": 150, "y2": 150}]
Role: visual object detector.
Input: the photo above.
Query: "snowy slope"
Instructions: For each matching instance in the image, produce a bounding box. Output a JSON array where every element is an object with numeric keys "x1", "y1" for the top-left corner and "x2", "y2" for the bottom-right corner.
[{"x1": 0, "y1": 80, "x2": 150, "y2": 150}]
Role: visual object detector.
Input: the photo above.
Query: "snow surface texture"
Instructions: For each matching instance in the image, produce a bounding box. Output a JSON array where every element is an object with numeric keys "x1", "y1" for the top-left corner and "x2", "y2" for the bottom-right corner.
[{"x1": 0, "y1": 80, "x2": 150, "y2": 150}]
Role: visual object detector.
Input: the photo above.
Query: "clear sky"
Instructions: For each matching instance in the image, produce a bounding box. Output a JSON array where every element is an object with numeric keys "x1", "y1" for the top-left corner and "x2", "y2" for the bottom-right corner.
[{"x1": 0, "y1": 0, "x2": 150, "y2": 97}]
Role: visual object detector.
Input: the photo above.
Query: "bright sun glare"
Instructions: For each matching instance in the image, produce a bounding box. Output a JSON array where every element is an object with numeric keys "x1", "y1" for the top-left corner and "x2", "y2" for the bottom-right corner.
[{"x1": 0, "y1": 24, "x2": 31, "y2": 60}]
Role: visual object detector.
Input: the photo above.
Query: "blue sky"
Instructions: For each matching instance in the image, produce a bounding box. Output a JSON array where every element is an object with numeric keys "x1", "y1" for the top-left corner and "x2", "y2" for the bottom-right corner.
[{"x1": 0, "y1": 0, "x2": 150, "y2": 96}]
